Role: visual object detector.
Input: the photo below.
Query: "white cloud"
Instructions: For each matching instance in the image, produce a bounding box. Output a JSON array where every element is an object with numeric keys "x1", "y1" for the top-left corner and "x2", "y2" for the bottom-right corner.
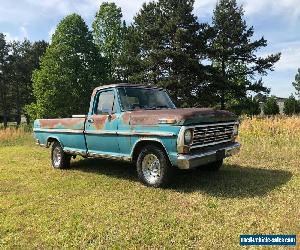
[
  {"x1": 115, "y1": 0, "x2": 154, "y2": 20},
  {"x1": 241, "y1": 0, "x2": 300, "y2": 19},
  {"x1": 48, "y1": 26, "x2": 56, "y2": 40},
  {"x1": 20, "y1": 26, "x2": 28, "y2": 39},
  {"x1": 3, "y1": 25, "x2": 28, "y2": 42},
  {"x1": 194, "y1": 0, "x2": 216, "y2": 17},
  {"x1": 0, "y1": 0, "x2": 149, "y2": 27},
  {"x1": 3, "y1": 32, "x2": 19, "y2": 42},
  {"x1": 0, "y1": 0, "x2": 95, "y2": 23},
  {"x1": 272, "y1": 41, "x2": 300, "y2": 71},
  {"x1": 0, "y1": 0, "x2": 298, "y2": 28},
  {"x1": 193, "y1": 0, "x2": 300, "y2": 22}
]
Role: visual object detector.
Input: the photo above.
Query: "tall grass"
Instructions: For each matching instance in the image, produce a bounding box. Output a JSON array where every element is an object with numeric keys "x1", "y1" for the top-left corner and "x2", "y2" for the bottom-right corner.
[
  {"x1": 0, "y1": 127, "x2": 28, "y2": 141},
  {"x1": 0, "y1": 124, "x2": 32, "y2": 142},
  {"x1": 240, "y1": 115, "x2": 300, "y2": 143},
  {"x1": 236, "y1": 115, "x2": 300, "y2": 168}
]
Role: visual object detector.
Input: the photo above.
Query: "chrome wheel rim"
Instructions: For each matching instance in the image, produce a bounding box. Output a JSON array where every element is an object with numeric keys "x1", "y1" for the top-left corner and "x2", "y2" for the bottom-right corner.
[
  {"x1": 53, "y1": 147, "x2": 62, "y2": 167},
  {"x1": 142, "y1": 153, "x2": 161, "y2": 184}
]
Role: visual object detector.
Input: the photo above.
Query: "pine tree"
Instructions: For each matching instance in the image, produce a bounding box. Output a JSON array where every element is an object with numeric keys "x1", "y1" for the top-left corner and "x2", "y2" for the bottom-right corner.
[
  {"x1": 26, "y1": 14, "x2": 107, "y2": 119},
  {"x1": 6, "y1": 40, "x2": 48, "y2": 125},
  {"x1": 0, "y1": 33, "x2": 11, "y2": 127},
  {"x1": 6, "y1": 40, "x2": 27, "y2": 125},
  {"x1": 131, "y1": 0, "x2": 209, "y2": 106},
  {"x1": 210, "y1": 0, "x2": 281, "y2": 109}
]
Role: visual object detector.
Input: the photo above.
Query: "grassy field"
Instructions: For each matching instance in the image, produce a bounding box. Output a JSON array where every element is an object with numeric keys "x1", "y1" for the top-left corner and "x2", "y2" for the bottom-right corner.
[{"x1": 0, "y1": 117, "x2": 299, "y2": 249}]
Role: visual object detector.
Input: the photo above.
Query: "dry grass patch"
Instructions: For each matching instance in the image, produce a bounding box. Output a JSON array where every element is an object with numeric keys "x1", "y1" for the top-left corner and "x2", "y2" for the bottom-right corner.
[{"x1": 0, "y1": 127, "x2": 27, "y2": 140}]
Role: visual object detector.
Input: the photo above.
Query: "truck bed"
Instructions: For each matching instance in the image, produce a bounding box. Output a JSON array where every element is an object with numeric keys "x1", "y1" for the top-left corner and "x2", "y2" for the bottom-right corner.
[{"x1": 34, "y1": 117, "x2": 88, "y2": 155}]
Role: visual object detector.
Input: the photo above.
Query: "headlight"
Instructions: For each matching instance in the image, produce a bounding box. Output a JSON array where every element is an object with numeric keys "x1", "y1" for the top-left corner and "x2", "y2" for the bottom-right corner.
[
  {"x1": 233, "y1": 124, "x2": 239, "y2": 136},
  {"x1": 184, "y1": 129, "x2": 193, "y2": 145}
]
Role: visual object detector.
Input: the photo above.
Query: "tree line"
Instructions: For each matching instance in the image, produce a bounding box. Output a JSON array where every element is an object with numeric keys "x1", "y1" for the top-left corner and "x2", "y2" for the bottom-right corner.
[
  {"x1": 0, "y1": 35, "x2": 47, "y2": 126},
  {"x1": 1, "y1": 0, "x2": 282, "y2": 124},
  {"x1": 263, "y1": 69, "x2": 300, "y2": 116}
]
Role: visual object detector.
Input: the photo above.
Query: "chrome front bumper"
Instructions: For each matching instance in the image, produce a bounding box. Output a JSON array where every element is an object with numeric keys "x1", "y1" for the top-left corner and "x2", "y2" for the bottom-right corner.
[{"x1": 177, "y1": 142, "x2": 241, "y2": 169}]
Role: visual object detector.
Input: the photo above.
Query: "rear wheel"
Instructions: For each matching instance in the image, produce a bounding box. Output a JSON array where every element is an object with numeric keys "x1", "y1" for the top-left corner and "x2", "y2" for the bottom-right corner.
[
  {"x1": 51, "y1": 141, "x2": 71, "y2": 169},
  {"x1": 136, "y1": 145, "x2": 173, "y2": 187}
]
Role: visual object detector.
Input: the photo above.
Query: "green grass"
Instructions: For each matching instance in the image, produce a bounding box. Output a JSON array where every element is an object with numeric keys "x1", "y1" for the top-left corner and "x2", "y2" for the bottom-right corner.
[{"x1": 0, "y1": 127, "x2": 299, "y2": 249}]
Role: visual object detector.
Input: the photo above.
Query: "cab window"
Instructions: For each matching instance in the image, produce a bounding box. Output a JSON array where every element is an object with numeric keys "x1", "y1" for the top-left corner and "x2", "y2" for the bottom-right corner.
[{"x1": 95, "y1": 90, "x2": 116, "y2": 114}]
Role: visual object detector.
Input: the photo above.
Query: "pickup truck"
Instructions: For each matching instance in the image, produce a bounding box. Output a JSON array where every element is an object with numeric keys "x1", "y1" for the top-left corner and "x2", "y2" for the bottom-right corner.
[{"x1": 34, "y1": 83, "x2": 240, "y2": 187}]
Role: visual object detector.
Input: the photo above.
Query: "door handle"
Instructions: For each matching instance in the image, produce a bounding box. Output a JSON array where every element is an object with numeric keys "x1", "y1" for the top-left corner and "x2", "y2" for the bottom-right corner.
[{"x1": 87, "y1": 118, "x2": 94, "y2": 123}]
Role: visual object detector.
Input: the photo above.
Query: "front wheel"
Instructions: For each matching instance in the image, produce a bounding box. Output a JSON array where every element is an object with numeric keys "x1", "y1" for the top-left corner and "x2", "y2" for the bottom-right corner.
[
  {"x1": 136, "y1": 145, "x2": 173, "y2": 188},
  {"x1": 51, "y1": 141, "x2": 71, "y2": 169}
]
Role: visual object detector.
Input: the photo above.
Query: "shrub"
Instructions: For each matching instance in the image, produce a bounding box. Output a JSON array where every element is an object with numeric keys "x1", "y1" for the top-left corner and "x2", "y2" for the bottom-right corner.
[
  {"x1": 283, "y1": 95, "x2": 300, "y2": 115},
  {"x1": 228, "y1": 97, "x2": 261, "y2": 116},
  {"x1": 263, "y1": 96, "x2": 279, "y2": 115}
]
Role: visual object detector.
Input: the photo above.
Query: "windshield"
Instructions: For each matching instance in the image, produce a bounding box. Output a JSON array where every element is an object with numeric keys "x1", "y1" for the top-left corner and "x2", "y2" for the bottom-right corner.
[{"x1": 118, "y1": 87, "x2": 176, "y2": 111}]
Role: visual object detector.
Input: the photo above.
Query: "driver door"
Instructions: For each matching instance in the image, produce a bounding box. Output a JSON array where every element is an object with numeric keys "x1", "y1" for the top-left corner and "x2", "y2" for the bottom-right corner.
[{"x1": 85, "y1": 89, "x2": 120, "y2": 156}]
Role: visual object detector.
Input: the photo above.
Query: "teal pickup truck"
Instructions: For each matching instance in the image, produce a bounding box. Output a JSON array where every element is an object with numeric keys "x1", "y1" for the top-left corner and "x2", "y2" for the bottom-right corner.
[{"x1": 34, "y1": 83, "x2": 240, "y2": 187}]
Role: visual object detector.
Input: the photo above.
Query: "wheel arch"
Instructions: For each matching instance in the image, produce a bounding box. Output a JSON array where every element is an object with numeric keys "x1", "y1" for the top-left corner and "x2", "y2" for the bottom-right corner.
[
  {"x1": 46, "y1": 136, "x2": 63, "y2": 148},
  {"x1": 131, "y1": 138, "x2": 172, "y2": 165}
]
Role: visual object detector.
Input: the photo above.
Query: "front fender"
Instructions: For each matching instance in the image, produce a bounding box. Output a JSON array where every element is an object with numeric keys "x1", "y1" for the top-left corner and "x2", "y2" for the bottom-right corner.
[{"x1": 130, "y1": 137, "x2": 178, "y2": 166}]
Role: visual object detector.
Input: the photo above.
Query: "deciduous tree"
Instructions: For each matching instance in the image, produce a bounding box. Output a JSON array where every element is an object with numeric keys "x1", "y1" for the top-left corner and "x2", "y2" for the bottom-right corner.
[
  {"x1": 92, "y1": 2, "x2": 125, "y2": 81},
  {"x1": 27, "y1": 14, "x2": 107, "y2": 119},
  {"x1": 283, "y1": 95, "x2": 300, "y2": 115},
  {"x1": 263, "y1": 96, "x2": 279, "y2": 115}
]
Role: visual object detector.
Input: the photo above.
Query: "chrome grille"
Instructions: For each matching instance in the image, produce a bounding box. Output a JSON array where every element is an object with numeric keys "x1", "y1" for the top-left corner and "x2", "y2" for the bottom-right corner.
[{"x1": 191, "y1": 122, "x2": 235, "y2": 148}]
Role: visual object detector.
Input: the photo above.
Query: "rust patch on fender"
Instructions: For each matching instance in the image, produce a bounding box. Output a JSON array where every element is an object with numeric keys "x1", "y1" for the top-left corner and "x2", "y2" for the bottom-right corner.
[{"x1": 122, "y1": 112, "x2": 131, "y2": 124}]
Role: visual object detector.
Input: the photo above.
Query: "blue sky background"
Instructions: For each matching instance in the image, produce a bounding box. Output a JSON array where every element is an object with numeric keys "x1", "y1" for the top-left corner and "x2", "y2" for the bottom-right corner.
[{"x1": 0, "y1": 0, "x2": 299, "y2": 98}]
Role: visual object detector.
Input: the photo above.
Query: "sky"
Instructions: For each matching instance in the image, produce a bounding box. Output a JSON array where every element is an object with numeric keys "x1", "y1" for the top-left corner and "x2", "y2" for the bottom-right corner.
[{"x1": 0, "y1": 0, "x2": 299, "y2": 98}]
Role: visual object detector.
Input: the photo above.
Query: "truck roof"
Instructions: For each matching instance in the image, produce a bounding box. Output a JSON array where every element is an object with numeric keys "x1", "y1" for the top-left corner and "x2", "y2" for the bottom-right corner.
[{"x1": 92, "y1": 83, "x2": 162, "y2": 95}]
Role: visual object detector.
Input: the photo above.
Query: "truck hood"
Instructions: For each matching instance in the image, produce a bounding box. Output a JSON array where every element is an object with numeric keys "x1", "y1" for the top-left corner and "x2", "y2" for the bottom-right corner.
[{"x1": 126, "y1": 108, "x2": 236, "y2": 126}]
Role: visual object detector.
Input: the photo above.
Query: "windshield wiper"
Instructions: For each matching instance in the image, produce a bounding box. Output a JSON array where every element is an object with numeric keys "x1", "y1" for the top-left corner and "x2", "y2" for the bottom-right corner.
[
  {"x1": 156, "y1": 105, "x2": 170, "y2": 109},
  {"x1": 145, "y1": 106, "x2": 157, "y2": 110}
]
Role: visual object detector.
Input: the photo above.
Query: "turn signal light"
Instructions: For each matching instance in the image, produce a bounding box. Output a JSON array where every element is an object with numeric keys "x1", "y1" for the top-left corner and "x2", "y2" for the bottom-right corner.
[{"x1": 158, "y1": 118, "x2": 177, "y2": 124}]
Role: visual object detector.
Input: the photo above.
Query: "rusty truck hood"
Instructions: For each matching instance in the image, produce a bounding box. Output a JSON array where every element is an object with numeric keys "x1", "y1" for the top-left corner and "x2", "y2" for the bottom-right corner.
[{"x1": 126, "y1": 108, "x2": 236, "y2": 126}]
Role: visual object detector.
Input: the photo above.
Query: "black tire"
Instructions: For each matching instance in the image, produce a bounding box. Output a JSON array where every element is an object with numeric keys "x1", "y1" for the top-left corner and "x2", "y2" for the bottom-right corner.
[
  {"x1": 136, "y1": 145, "x2": 173, "y2": 188},
  {"x1": 205, "y1": 159, "x2": 223, "y2": 171},
  {"x1": 51, "y1": 141, "x2": 71, "y2": 169}
]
